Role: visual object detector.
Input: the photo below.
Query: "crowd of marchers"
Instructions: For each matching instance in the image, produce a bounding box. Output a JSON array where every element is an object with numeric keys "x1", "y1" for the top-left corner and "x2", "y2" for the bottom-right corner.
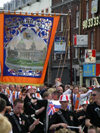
[{"x1": 0, "y1": 77, "x2": 100, "y2": 133}]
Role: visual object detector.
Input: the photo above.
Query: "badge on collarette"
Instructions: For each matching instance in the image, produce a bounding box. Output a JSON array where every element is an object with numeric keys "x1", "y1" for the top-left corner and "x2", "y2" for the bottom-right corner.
[
  {"x1": 70, "y1": 115, "x2": 73, "y2": 121},
  {"x1": 22, "y1": 120, "x2": 25, "y2": 125}
]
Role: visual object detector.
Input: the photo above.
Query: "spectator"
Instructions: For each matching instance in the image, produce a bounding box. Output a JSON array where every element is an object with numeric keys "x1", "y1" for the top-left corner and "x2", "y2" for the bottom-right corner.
[
  {"x1": 92, "y1": 78, "x2": 100, "y2": 88},
  {"x1": 39, "y1": 82, "x2": 49, "y2": 97},
  {"x1": 89, "y1": 89, "x2": 97, "y2": 103},
  {"x1": 85, "y1": 87, "x2": 100, "y2": 132},
  {"x1": 72, "y1": 86, "x2": 92, "y2": 111},
  {"x1": 54, "y1": 78, "x2": 62, "y2": 88},
  {"x1": 24, "y1": 86, "x2": 47, "y2": 133},
  {"x1": 42, "y1": 91, "x2": 52, "y2": 100},
  {"x1": 0, "y1": 114, "x2": 12, "y2": 133},
  {"x1": 20, "y1": 87, "x2": 27, "y2": 100},
  {"x1": 32, "y1": 86, "x2": 42, "y2": 100},
  {"x1": 76, "y1": 100, "x2": 89, "y2": 133},
  {"x1": 0, "y1": 84, "x2": 3, "y2": 93},
  {"x1": 6, "y1": 84, "x2": 16, "y2": 105},
  {"x1": 15, "y1": 85, "x2": 21, "y2": 99},
  {"x1": 0, "y1": 91, "x2": 12, "y2": 113},
  {"x1": 47, "y1": 87, "x2": 56, "y2": 95},
  {"x1": 56, "y1": 85, "x2": 64, "y2": 94},
  {"x1": 79, "y1": 87, "x2": 89, "y2": 106},
  {"x1": 52, "y1": 90, "x2": 61, "y2": 100},
  {"x1": 24, "y1": 86, "x2": 37, "y2": 115},
  {"x1": 64, "y1": 84, "x2": 71, "y2": 94},
  {"x1": 87, "y1": 126, "x2": 97, "y2": 133},
  {"x1": 0, "y1": 97, "x2": 6, "y2": 115}
]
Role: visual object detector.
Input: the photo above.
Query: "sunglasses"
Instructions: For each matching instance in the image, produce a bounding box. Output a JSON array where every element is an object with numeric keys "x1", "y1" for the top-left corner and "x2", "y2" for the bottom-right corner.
[{"x1": 91, "y1": 94, "x2": 96, "y2": 96}]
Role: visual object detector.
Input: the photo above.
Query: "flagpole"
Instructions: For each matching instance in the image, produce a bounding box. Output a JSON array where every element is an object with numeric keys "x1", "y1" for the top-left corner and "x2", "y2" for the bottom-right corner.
[
  {"x1": 45, "y1": 101, "x2": 49, "y2": 133},
  {"x1": 68, "y1": 9, "x2": 74, "y2": 111},
  {"x1": 0, "y1": 10, "x2": 68, "y2": 16}
]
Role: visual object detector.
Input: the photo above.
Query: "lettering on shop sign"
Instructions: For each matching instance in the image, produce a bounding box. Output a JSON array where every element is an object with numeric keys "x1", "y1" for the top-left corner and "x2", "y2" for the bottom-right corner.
[{"x1": 82, "y1": 16, "x2": 100, "y2": 29}]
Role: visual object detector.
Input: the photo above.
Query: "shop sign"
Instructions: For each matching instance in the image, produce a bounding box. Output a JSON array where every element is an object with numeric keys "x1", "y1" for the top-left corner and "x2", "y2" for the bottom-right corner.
[
  {"x1": 54, "y1": 36, "x2": 66, "y2": 53},
  {"x1": 83, "y1": 64, "x2": 96, "y2": 77},
  {"x1": 73, "y1": 35, "x2": 88, "y2": 47},
  {"x1": 91, "y1": 0, "x2": 98, "y2": 14}
]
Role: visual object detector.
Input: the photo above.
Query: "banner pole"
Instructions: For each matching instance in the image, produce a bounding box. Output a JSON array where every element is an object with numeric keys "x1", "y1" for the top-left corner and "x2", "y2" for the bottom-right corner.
[{"x1": 0, "y1": 10, "x2": 68, "y2": 16}]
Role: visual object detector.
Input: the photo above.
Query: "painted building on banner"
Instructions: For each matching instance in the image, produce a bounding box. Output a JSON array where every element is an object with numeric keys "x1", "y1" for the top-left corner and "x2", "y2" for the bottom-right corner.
[{"x1": 81, "y1": 0, "x2": 100, "y2": 86}]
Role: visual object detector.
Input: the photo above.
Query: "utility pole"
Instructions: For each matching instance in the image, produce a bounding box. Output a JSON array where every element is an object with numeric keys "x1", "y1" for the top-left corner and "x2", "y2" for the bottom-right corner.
[
  {"x1": 69, "y1": 10, "x2": 73, "y2": 85},
  {"x1": 79, "y1": 0, "x2": 83, "y2": 87}
]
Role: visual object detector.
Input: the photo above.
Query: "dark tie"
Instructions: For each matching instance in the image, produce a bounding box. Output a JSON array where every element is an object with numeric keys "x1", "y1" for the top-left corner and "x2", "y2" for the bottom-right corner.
[
  {"x1": 73, "y1": 94, "x2": 76, "y2": 105},
  {"x1": 17, "y1": 92, "x2": 19, "y2": 99}
]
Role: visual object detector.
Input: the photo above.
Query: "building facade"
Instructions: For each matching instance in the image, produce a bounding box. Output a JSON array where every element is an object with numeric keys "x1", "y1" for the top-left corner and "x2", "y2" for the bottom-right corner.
[{"x1": 81, "y1": 0, "x2": 100, "y2": 86}]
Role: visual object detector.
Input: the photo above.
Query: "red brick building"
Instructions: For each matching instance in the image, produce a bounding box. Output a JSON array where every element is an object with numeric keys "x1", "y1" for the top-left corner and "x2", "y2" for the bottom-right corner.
[{"x1": 81, "y1": 0, "x2": 100, "y2": 86}]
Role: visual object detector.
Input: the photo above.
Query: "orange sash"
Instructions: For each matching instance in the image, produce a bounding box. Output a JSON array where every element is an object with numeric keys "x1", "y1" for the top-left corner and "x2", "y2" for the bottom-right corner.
[
  {"x1": 19, "y1": 92, "x2": 22, "y2": 99},
  {"x1": 12, "y1": 91, "x2": 15, "y2": 102},
  {"x1": 36, "y1": 93, "x2": 41, "y2": 98},
  {"x1": 74, "y1": 94, "x2": 80, "y2": 110},
  {"x1": 6, "y1": 89, "x2": 10, "y2": 98}
]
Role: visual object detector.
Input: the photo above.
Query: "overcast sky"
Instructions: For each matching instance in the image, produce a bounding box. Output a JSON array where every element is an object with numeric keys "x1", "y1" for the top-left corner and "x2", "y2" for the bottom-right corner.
[{"x1": 0, "y1": 0, "x2": 11, "y2": 8}]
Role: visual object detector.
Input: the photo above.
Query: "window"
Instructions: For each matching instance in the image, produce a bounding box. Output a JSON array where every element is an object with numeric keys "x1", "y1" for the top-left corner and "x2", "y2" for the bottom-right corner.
[
  {"x1": 91, "y1": 31, "x2": 94, "y2": 49},
  {"x1": 53, "y1": 53, "x2": 66, "y2": 61},
  {"x1": 67, "y1": 47, "x2": 70, "y2": 59},
  {"x1": 10, "y1": 2, "x2": 13, "y2": 10},
  {"x1": 75, "y1": 48, "x2": 78, "y2": 58},
  {"x1": 8, "y1": 3, "x2": 10, "y2": 10},
  {"x1": 76, "y1": 11, "x2": 79, "y2": 28},
  {"x1": 62, "y1": 0, "x2": 65, "y2": 2},
  {"x1": 4, "y1": 3, "x2": 8, "y2": 10},
  {"x1": 53, "y1": 53, "x2": 62, "y2": 61},
  {"x1": 46, "y1": 8, "x2": 49, "y2": 13},
  {"x1": 41, "y1": 10, "x2": 44, "y2": 13},
  {"x1": 61, "y1": 17, "x2": 63, "y2": 32},
  {"x1": 22, "y1": 0, "x2": 26, "y2": 4},
  {"x1": 86, "y1": 1, "x2": 89, "y2": 19}
]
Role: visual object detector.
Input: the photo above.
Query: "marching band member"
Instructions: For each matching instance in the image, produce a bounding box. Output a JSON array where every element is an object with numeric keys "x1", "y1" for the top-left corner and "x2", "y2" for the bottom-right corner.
[
  {"x1": 6, "y1": 85, "x2": 16, "y2": 105},
  {"x1": 49, "y1": 94, "x2": 79, "y2": 133},
  {"x1": 6, "y1": 99, "x2": 39, "y2": 133}
]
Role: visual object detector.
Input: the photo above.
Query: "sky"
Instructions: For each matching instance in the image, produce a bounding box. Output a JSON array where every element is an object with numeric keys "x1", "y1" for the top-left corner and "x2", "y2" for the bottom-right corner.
[{"x1": 0, "y1": 0, "x2": 11, "y2": 8}]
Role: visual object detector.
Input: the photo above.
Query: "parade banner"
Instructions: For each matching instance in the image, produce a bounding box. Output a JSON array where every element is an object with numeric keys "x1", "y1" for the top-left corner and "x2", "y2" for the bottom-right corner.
[{"x1": 0, "y1": 13, "x2": 60, "y2": 85}]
